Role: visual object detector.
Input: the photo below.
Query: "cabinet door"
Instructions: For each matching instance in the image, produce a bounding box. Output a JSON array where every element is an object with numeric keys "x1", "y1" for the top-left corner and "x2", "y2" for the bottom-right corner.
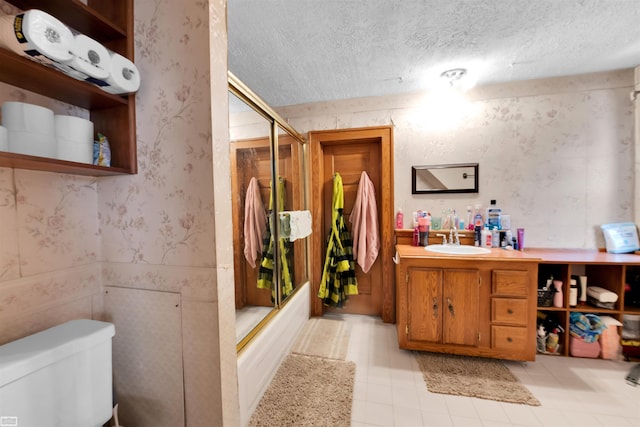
[
  {"x1": 407, "y1": 268, "x2": 443, "y2": 343},
  {"x1": 443, "y1": 269, "x2": 480, "y2": 346}
]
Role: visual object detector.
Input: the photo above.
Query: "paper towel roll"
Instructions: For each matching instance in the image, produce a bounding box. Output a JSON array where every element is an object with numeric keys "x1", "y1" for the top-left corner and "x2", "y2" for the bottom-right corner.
[
  {"x1": 0, "y1": 10, "x2": 74, "y2": 63},
  {"x1": 0, "y1": 125, "x2": 7, "y2": 151},
  {"x1": 55, "y1": 115, "x2": 93, "y2": 163},
  {"x1": 2, "y1": 102, "x2": 55, "y2": 134},
  {"x1": 67, "y1": 34, "x2": 112, "y2": 80},
  {"x1": 100, "y1": 53, "x2": 141, "y2": 95}
]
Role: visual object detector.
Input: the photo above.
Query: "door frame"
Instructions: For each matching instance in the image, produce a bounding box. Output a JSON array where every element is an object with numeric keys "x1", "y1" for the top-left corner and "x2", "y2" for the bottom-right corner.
[{"x1": 309, "y1": 126, "x2": 395, "y2": 322}]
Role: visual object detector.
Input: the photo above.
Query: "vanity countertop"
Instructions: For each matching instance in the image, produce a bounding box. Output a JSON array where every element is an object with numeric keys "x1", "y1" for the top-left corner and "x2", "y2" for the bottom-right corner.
[{"x1": 395, "y1": 245, "x2": 640, "y2": 264}]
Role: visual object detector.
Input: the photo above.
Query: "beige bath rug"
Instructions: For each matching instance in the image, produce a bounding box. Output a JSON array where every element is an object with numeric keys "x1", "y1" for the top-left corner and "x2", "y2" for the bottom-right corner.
[
  {"x1": 291, "y1": 317, "x2": 350, "y2": 360},
  {"x1": 248, "y1": 353, "x2": 355, "y2": 427},
  {"x1": 415, "y1": 352, "x2": 541, "y2": 406}
]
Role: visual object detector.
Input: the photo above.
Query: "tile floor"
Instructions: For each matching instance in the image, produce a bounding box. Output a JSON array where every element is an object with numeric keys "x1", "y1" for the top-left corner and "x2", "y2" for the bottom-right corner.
[{"x1": 329, "y1": 313, "x2": 640, "y2": 427}]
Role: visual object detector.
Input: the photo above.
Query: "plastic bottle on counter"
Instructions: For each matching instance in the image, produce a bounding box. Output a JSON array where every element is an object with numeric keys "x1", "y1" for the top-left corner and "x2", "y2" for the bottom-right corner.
[
  {"x1": 412, "y1": 226, "x2": 420, "y2": 246},
  {"x1": 487, "y1": 199, "x2": 502, "y2": 230},
  {"x1": 474, "y1": 226, "x2": 481, "y2": 246},
  {"x1": 473, "y1": 204, "x2": 484, "y2": 228},
  {"x1": 395, "y1": 208, "x2": 404, "y2": 229},
  {"x1": 491, "y1": 227, "x2": 500, "y2": 248},
  {"x1": 481, "y1": 227, "x2": 492, "y2": 248},
  {"x1": 466, "y1": 205, "x2": 473, "y2": 230}
]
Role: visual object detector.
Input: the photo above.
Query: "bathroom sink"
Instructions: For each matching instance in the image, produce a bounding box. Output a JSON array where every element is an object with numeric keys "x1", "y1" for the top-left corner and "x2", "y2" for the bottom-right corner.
[{"x1": 424, "y1": 244, "x2": 491, "y2": 255}]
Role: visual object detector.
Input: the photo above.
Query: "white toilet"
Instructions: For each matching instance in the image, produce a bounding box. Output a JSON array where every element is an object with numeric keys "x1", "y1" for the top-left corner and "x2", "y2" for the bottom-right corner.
[{"x1": 0, "y1": 319, "x2": 116, "y2": 427}]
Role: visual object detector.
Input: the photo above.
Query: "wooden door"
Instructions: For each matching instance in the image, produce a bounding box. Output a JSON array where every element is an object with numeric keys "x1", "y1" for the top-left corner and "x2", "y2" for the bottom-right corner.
[
  {"x1": 443, "y1": 269, "x2": 480, "y2": 346},
  {"x1": 322, "y1": 142, "x2": 381, "y2": 315},
  {"x1": 407, "y1": 267, "x2": 443, "y2": 343},
  {"x1": 310, "y1": 127, "x2": 394, "y2": 320}
]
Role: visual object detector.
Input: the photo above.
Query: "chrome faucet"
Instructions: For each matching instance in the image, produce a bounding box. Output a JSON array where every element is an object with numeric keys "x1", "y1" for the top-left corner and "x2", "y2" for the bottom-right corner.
[
  {"x1": 449, "y1": 226, "x2": 460, "y2": 245},
  {"x1": 436, "y1": 233, "x2": 447, "y2": 245}
]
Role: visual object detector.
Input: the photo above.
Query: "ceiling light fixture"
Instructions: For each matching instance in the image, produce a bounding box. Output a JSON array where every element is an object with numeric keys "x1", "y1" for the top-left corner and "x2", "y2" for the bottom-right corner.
[{"x1": 440, "y1": 68, "x2": 468, "y2": 88}]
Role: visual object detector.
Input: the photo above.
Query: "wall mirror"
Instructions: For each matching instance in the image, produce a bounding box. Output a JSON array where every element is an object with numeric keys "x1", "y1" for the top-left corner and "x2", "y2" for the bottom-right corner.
[
  {"x1": 228, "y1": 73, "x2": 309, "y2": 351},
  {"x1": 412, "y1": 163, "x2": 479, "y2": 194}
]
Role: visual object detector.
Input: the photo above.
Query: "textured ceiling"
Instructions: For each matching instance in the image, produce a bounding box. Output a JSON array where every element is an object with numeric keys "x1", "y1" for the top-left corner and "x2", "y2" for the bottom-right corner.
[{"x1": 228, "y1": 0, "x2": 640, "y2": 107}]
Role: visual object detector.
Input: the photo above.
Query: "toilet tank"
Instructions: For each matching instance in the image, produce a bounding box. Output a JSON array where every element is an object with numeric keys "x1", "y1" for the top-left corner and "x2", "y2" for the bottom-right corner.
[{"x1": 0, "y1": 319, "x2": 115, "y2": 427}]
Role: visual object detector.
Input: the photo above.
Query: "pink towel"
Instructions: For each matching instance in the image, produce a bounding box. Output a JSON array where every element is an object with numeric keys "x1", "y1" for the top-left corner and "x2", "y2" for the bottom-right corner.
[
  {"x1": 243, "y1": 177, "x2": 267, "y2": 268},
  {"x1": 349, "y1": 171, "x2": 380, "y2": 273}
]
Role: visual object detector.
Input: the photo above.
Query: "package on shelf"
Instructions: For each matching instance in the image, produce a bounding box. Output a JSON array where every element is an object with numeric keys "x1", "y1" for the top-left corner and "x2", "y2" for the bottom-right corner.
[
  {"x1": 621, "y1": 339, "x2": 640, "y2": 360},
  {"x1": 622, "y1": 314, "x2": 640, "y2": 340},
  {"x1": 569, "y1": 312, "x2": 606, "y2": 343},
  {"x1": 586, "y1": 286, "x2": 618, "y2": 309},
  {"x1": 0, "y1": 9, "x2": 140, "y2": 95},
  {"x1": 569, "y1": 336, "x2": 601, "y2": 358},
  {"x1": 599, "y1": 316, "x2": 623, "y2": 360}
]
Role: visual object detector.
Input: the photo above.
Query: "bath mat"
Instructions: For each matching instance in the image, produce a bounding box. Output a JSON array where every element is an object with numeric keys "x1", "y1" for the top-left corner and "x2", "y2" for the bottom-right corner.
[
  {"x1": 415, "y1": 352, "x2": 541, "y2": 406},
  {"x1": 248, "y1": 353, "x2": 355, "y2": 427},
  {"x1": 291, "y1": 317, "x2": 350, "y2": 360}
]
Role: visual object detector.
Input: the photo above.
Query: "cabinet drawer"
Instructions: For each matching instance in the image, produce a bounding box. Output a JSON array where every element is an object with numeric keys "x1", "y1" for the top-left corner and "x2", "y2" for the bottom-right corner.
[
  {"x1": 491, "y1": 298, "x2": 528, "y2": 325},
  {"x1": 491, "y1": 325, "x2": 528, "y2": 351},
  {"x1": 492, "y1": 270, "x2": 529, "y2": 297}
]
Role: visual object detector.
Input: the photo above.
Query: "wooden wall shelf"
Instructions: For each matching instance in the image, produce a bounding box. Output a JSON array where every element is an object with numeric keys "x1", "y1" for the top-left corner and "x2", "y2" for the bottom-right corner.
[{"x1": 0, "y1": 0, "x2": 136, "y2": 176}]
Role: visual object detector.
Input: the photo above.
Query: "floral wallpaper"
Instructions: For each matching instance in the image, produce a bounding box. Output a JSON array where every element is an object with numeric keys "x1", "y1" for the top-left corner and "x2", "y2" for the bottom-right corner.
[
  {"x1": 0, "y1": 0, "x2": 235, "y2": 425},
  {"x1": 277, "y1": 69, "x2": 636, "y2": 249}
]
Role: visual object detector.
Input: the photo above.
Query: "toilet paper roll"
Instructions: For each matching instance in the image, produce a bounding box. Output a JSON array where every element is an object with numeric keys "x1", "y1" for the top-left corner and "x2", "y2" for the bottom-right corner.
[
  {"x1": 0, "y1": 125, "x2": 7, "y2": 151},
  {"x1": 100, "y1": 53, "x2": 141, "y2": 95},
  {"x1": 7, "y1": 129, "x2": 56, "y2": 157},
  {"x1": 2, "y1": 102, "x2": 55, "y2": 134},
  {"x1": 0, "y1": 10, "x2": 74, "y2": 63},
  {"x1": 67, "y1": 34, "x2": 112, "y2": 80},
  {"x1": 55, "y1": 115, "x2": 93, "y2": 163},
  {"x1": 57, "y1": 139, "x2": 93, "y2": 163},
  {"x1": 54, "y1": 115, "x2": 93, "y2": 144}
]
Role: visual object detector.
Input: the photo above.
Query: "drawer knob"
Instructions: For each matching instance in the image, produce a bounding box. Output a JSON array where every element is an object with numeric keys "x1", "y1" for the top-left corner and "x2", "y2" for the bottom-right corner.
[
  {"x1": 507, "y1": 337, "x2": 513, "y2": 343},
  {"x1": 507, "y1": 309, "x2": 513, "y2": 314}
]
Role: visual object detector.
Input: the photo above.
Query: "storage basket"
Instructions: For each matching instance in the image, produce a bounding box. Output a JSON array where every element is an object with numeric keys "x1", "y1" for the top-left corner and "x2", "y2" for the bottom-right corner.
[{"x1": 537, "y1": 287, "x2": 555, "y2": 307}]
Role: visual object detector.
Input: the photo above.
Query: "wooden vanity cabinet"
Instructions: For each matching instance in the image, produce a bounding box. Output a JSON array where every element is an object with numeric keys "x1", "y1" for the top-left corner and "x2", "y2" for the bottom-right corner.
[
  {"x1": 405, "y1": 267, "x2": 480, "y2": 347},
  {"x1": 395, "y1": 247, "x2": 538, "y2": 361}
]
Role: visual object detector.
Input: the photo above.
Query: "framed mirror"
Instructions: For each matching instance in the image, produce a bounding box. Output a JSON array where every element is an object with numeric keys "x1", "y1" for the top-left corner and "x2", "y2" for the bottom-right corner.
[{"x1": 412, "y1": 163, "x2": 479, "y2": 194}]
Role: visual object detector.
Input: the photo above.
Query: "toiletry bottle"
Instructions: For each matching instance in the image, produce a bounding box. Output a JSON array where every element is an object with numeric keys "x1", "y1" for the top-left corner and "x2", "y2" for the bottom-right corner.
[
  {"x1": 569, "y1": 278, "x2": 578, "y2": 307},
  {"x1": 578, "y1": 275, "x2": 588, "y2": 305},
  {"x1": 553, "y1": 280, "x2": 563, "y2": 308},
  {"x1": 491, "y1": 227, "x2": 499, "y2": 248},
  {"x1": 412, "y1": 226, "x2": 420, "y2": 246},
  {"x1": 473, "y1": 204, "x2": 484, "y2": 228},
  {"x1": 474, "y1": 226, "x2": 481, "y2": 246},
  {"x1": 395, "y1": 208, "x2": 404, "y2": 229},
  {"x1": 481, "y1": 226, "x2": 492, "y2": 248},
  {"x1": 487, "y1": 200, "x2": 502, "y2": 230},
  {"x1": 466, "y1": 205, "x2": 473, "y2": 230}
]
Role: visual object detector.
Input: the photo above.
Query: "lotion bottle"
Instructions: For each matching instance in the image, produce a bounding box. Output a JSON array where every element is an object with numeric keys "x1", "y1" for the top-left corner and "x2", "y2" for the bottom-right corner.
[
  {"x1": 473, "y1": 204, "x2": 484, "y2": 228},
  {"x1": 481, "y1": 227, "x2": 492, "y2": 248},
  {"x1": 395, "y1": 208, "x2": 404, "y2": 229}
]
